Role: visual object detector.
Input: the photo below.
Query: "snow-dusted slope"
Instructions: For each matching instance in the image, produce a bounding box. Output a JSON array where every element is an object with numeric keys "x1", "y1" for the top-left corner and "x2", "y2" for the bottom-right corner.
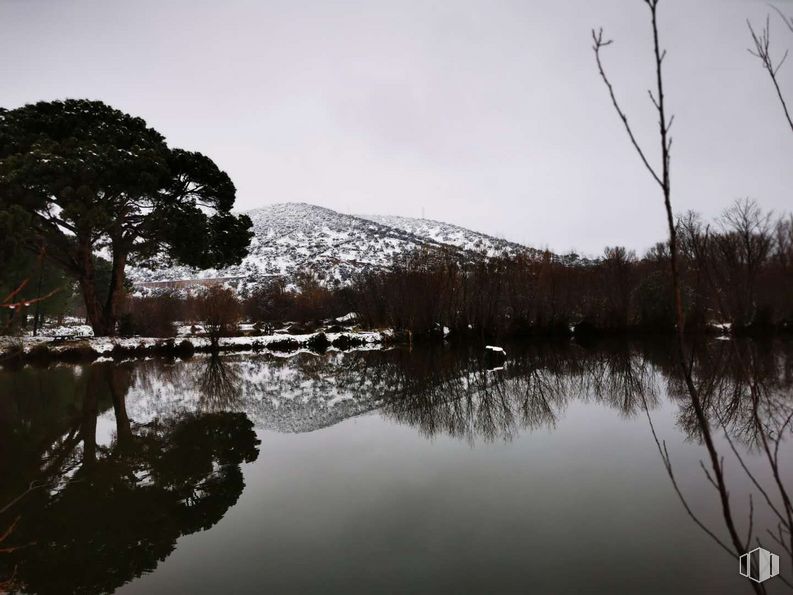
[
  {"x1": 120, "y1": 352, "x2": 387, "y2": 434},
  {"x1": 129, "y1": 202, "x2": 537, "y2": 291},
  {"x1": 359, "y1": 214, "x2": 533, "y2": 259}
]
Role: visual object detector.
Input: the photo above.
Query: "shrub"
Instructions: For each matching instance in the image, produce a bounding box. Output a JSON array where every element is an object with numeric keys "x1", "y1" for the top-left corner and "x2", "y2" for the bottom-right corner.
[
  {"x1": 307, "y1": 332, "x2": 330, "y2": 352},
  {"x1": 196, "y1": 287, "x2": 242, "y2": 348},
  {"x1": 120, "y1": 295, "x2": 181, "y2": 337}
]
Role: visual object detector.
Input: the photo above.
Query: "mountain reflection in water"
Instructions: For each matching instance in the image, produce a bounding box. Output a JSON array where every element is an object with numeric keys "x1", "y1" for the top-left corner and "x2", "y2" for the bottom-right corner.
[{"x1": 1, "y1": 339, "x2": 792, "y2": 594}]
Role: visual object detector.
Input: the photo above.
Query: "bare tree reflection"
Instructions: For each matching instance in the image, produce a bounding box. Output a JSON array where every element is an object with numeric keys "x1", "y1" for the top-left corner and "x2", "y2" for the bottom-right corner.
[
  {"x1": 198, "y1": 354, "x2": 243, "y2": 412},
  {"x1": 646, "y1": 339, "x2": 793, "y2": 592},
  {"x1": 380, "y1": 341, "x2": 659, "y2": 443}
]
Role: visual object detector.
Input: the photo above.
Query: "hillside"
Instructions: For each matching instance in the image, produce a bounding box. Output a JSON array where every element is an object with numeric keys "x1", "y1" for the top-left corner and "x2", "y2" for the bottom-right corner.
[
  {"x1": 129, "y1": 202, "x2": 537, "y2": 291},
  {"x1": 359, "y1": 214, "x2": 531, "y2": 259}
]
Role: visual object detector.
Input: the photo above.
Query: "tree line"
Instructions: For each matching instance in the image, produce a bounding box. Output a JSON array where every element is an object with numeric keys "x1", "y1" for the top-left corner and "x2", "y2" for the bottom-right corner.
[
  {"x1": 77, "y1": 198, "x2": 788, "y2": 341},
  {"x1": 348, "y1": 199, "x2": 792, "y2": 337}
]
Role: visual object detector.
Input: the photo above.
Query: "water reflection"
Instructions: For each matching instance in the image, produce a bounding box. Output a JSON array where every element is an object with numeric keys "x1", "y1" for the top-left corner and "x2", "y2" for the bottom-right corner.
[
  {"x1": 198, "y1": 355, "x2": 243, "y2": 412},
  {"x1": 658, "y1": 340, "x2": 793, "y2": 594},
  {"x1": 0, "y1": 363, "x2": 260, "y2": 594},
  {"x1": 376, "y1": 342, "x2": 663, "y2": 442},
  {"x1": 1, "y1": 339, "x2": 792, "y2": 593}
]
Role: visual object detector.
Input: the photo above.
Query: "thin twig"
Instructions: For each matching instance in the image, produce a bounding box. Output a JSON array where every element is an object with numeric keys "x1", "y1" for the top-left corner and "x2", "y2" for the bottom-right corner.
[{"x1": 748, "y1": 17, "x2": 793, "y2": 134}]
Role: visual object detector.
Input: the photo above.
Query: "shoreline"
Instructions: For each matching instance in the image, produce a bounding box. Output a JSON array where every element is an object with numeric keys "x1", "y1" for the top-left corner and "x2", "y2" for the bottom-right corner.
[
  {"x1": 0, "y1": 330, "x2": 393, "y2": 365},
  {"x1": 2, "y1": 326, "x2": 791, "y2": 366}
]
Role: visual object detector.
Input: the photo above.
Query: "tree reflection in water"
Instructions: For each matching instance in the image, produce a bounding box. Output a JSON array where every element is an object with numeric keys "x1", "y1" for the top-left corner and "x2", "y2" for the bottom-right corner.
[
  {"x1": 0, "y1": 361, "x2": 260, "y2": 595},
  {"x1": 381, "y1": 340, "x2": 793, "y2": 592},
  {"x1": 374, "y1": 341, "x2": 660, "y2": 442},
  {"x1": 199, "y1": 354, "x2": 243, "y2": 412},
  {"x1": 0, "y1": 340, "x2": 792, "y2": 593},
  {"x1": 375, "y1": 340, "x2": 793, "y2": 593},
  {"x1": 656, "y1": 340, "x2": 793, "y2": 593}
]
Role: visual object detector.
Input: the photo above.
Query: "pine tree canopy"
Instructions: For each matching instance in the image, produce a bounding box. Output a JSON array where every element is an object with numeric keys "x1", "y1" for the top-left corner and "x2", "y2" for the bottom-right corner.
[{"x1": 0, "y1": 99, "x2": 253, "y2": 334}]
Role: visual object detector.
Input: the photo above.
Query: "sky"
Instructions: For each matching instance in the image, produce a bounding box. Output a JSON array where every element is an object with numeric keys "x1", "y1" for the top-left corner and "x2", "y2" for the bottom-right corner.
[{"x1": 1, "y1": 0, "x2": 791, "y2": 256}]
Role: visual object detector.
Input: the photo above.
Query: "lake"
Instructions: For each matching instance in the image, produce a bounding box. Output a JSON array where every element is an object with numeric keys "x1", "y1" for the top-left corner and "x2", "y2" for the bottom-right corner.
[{"x1": 1, "y1": 339, "x2": 792, "y2": 594}]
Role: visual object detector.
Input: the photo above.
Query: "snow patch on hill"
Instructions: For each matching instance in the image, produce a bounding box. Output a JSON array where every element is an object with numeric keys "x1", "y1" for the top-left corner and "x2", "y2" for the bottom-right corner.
[{"x1": 359, "y1": 214, "x2": 532, "y2": 259}]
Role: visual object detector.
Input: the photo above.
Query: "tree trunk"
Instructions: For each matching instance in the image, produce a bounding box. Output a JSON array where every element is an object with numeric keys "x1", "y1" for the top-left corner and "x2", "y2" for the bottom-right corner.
[
  {"x1": 76, "y1": 238, "x2": 128, "y2": 337},
  {"x1": 77, "y1": 241, "x2": 108, "y2": 336},
  {"x1": 79, "y1": 277, "x2": 107, "y2": 335},
  {"x1": 109, "y1": 368, "x2": 133, "y2": 448},
  {"x1": 81, "y1": 368, "x2": 99, "y2": 469},
  {"x1": 102, "y1": 248, "x2": 128, "y2": 337}
]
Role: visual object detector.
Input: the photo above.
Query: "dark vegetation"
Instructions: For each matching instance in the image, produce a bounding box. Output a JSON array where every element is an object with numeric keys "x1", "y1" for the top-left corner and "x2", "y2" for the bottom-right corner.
[
  {"x1": 10, "y1": 198, "x2": 784, "y2": 345},
  {"x1": 0, "y1": 103, "x2": 789, "y2": 343},
  {"x1": 355, "y1": 201, "x2": 792, "y2": 338},
  {"x1": 56, "y1": 198, "x2": 785, "y2": 344},
  {"x1": 0, "y1": 99, "x2": 252, "y2": 336}
]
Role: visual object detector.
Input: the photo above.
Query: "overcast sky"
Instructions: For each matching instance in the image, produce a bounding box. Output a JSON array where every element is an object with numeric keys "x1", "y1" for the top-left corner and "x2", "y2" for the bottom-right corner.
[{"x1": 1, "y1": 0, "x2": 791, "y2": 255}]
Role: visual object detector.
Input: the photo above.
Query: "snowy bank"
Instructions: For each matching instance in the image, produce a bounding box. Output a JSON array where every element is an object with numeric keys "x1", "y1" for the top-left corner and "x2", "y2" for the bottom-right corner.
[{"x1": 0, "y1": 330, "x2": 393, "y2": 363}]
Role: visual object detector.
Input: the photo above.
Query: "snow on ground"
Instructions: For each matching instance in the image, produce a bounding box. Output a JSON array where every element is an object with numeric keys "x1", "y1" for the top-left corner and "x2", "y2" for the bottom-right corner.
[
  {"x1": 30, "y1": 324, "x2": 94, "y2": 338},
  {"x1": 0, "y1": 329, "x2": 391, "y2": 359},
  {"x1": 335, "y1": 312, "x2": 358, "y2": 322},
  {"x1": 24, "y1": 317, "x2": 94, "y2": 338}
]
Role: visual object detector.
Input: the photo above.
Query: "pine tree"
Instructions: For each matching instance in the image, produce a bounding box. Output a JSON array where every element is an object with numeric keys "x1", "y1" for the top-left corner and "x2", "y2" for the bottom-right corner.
[{"x1": 0, "y1": 100, "x2": 253, "y2": 335}]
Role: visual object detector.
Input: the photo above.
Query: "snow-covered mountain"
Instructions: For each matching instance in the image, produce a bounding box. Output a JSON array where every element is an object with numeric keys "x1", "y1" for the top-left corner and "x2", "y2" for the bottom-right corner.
[
  {"x1": 360, "y1": 214, "x2": 528, "y2": 259},
  {"x1": 129, "y1": 202, "x2": 539, "y2": 291}
]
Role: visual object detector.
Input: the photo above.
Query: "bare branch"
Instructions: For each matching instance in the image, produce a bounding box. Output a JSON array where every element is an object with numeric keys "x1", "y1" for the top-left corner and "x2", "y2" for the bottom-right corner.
[
  {"x1": 746, "y1": 494, "x2": 755, "y2": 551},
  {"x1": 700, "y1": 459, "x2": 719, "y2": 491},
  {"x1": 771, "y1": 4, "x2": 793, "y2": 34},
  {"x1": 591, "y1": 27, "x2": 664, "y2": 187},
  {"x1": 639, "y1": 393, "x2": 734, "y2": 557},
  {"x1": 748, "y1": 17, "x2": 793, "y2": 134}
]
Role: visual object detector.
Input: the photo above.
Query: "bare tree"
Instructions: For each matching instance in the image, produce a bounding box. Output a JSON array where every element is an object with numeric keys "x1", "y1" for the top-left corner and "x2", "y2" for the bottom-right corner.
[
  {"x1": 714, "y1": 200, "x2": 774, "y2": 328},
  {"x1": 592, "y1": 1, "x2": 757, "y2": 587},
  {"x1": 196, "y1": 286, "x2": 242, "y2": 350}
]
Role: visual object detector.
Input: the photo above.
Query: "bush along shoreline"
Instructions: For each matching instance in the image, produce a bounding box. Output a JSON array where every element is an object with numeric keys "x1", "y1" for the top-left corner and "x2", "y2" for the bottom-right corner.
[{"x1": 0, "y1": 330, "x2": 393, "y2": 366}]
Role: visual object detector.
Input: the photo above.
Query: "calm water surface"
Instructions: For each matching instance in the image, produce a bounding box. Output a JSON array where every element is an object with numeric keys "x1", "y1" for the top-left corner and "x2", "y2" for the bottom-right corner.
[{"x1": 1, "y1": 340, "x2": 792, "y2": 594}]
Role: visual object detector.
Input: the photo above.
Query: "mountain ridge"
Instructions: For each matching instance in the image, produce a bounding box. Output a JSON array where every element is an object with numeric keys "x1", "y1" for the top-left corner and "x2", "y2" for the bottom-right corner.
[{"x1": 129, "y1": 202, "x2": 540, "y2": 291}]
